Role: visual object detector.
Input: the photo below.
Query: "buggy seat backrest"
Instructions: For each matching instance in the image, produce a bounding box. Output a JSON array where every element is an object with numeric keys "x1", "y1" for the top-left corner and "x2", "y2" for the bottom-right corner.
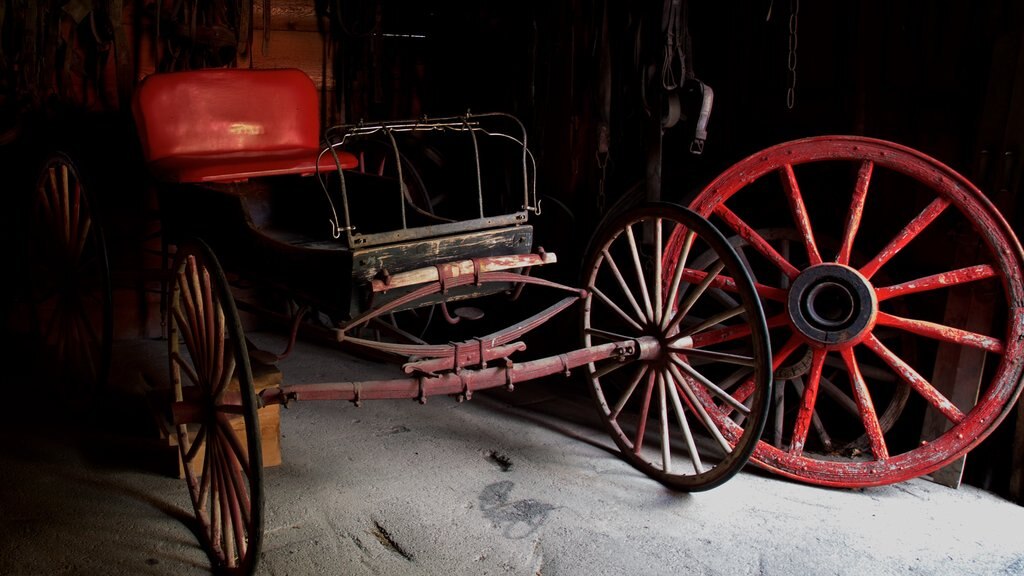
[{"x1": 132, "y1": 67, "x2": 356, "y2": 183}]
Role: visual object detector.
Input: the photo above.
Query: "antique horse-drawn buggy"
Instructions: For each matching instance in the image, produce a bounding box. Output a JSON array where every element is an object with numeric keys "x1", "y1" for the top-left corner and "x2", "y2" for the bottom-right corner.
[{"x1": 10, "y1": 3, "x2": 1024, "y2": 574}]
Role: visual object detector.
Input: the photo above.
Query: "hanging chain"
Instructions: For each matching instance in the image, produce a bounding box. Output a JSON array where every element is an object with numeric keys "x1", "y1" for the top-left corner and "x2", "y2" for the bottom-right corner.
[{"x1": 787, "y1": 0, "x2": 799, "y2": 109}]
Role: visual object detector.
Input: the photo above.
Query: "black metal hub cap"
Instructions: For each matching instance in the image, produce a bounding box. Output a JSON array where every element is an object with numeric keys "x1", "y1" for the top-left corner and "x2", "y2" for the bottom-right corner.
[{"x1": 787, "y1": 263, "x2": 877, "y2": 348}]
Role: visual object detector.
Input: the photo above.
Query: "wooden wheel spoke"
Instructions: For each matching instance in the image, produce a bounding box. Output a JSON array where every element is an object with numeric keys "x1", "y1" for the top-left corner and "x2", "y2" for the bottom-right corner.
[
  {"x1": 669, "y1": 356, "x2": 750, "y2": 414},
  {"x1": 864, "y1": 334, "x2": 965, "y2": 424},
  {"x1": 839, "y1": 348, "x2": 889, "y2": 459},
  {"x1": 666, "y1": 261, "x2": 726, "y2": 335},
  {"x1": 679, "y1": 305, "x2": 746, "y2": 339},
  {"x1": 779, "y1": 164, "x2": 823, "y2": 265},
  {"x1": 196, "y1": 430, "x2": 214, "y2": 518},
  {"x1": 875, "y1": 264, "x2": 998, "y2": 301},
  {"x1": 654, "y1": 219, "x2": 664, "y2": 325},
  {"x1": 671, "y1": 266, "x2": 788, "y2": 303},
  {"x1": 789, "y1": 350, "x2": 827, "y2": 456},
  {"x1": 662, "y1": 230, "x2": 695, "y2": 331},
  {"x1": 657, "y1": 372, "x2": 671, "y2": 473},
  {"x1": 623, "y1": 224, "x2": 655, "y2": 322},
  {"x1": 859, "y1": 197, "x2": 951, "y2": 280},
  {"x1": 789, "y1": 377, "x2": 834, "y2": 452},
  {"x1": 632, "y1": 370, "x2": 657, "y2": 454},
  {"x1": 212, "y1": 355, "x2": 237, "y2": 403},
  {"x1": 665, "y1": 369, "x2": 703, "y2": 474},
  {"x1": 213, "y1": 433, "x2": 246, "y2": 564},
  {"x1": 600, "y1": 247, "x2": 649, "y2": 326},
  {"x1": 611, "y1": 363, "x2": 650, "y2": 420},
  {"x1": 837, "y1": 160, "x2": 874, "y2": 265},
  {"x1": 729, "y1": 331, "x2": 802, "y2": 407},
  {"x1": 714, "y1": 204, "x2": 801, "y2": 279},
  {"x1": 172, "y1": 353, "x2": 203, "y2": 389},
  {"x1": 590, "y1": 287, "x2": 645, "y2": 333},
  {"x1": 876, "y1": 311, "x2": 1003, "y2": 354},
  {"x1": 667, "y1": 362, "x2": 732, "y2": 452},
  {"x1": 670, "y1": 346, "x2": 758, "y2": 367},
  {"x1": 215, "y1": 413, "x2": 252, "y2": 476},
  {"x1": 185, "y1": 422, "x2": 208, "y2": 463}
]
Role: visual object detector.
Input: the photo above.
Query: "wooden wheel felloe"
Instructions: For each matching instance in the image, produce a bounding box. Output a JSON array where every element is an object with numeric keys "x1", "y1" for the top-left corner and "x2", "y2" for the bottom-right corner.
[
  {"x1": 18, "y1": 152, "x2": 112, "y2": 405},
  {"x1": 582, "y1": 203, "x2": 773, "y2": 491},
  {"x1": 682, "y1": 135, "x2": 1024, "y2": 487},
  {"x1": 168, "y1": 240, "x2": 264, "y2": 575}
]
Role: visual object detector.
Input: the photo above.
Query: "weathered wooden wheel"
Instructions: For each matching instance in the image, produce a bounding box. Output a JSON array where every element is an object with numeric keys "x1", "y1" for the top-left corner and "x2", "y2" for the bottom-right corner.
[
  {"x1": 679, "y1": 135, "x2": 1024, "y2": 487},
  {"x1": 688, "y1": 228, "x2": 914, "y2": 457},
  {"x1": 582, "y1": 203, "x2": 773, "y2": 491},
  {"x1": 168, "y1": 239, "x2": 264, "y2": 575},
  {"x1": 18, "y1": 151, "x2": 112, "y2": 405}
]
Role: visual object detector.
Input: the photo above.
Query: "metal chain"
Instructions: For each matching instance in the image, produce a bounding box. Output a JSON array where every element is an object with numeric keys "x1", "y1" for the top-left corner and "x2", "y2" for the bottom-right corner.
[{"x1": 787, "y1": 0, "x2": 799, "y2": 109}]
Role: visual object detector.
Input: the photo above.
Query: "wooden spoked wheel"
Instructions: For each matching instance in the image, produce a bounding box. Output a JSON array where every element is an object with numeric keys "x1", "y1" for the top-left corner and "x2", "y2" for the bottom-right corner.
[
  {"x1": 681, "y1": 135, "x2": 1024, "y2": 487},
  {"x1": 582, "y1": 203, "x2": 773, "y2": 491},
  {"x1": 168, "y1": 239, "x2": 264, "y2": 575},
  {"x1": 20, "y1": 152, "x2": 112, "y2": 405},
  {"x1": 687, "y1": 228, "x2": 914, "y2": 457}
]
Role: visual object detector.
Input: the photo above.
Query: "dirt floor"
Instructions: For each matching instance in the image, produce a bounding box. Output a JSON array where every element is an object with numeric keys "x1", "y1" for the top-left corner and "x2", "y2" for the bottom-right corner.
[{"x1": 2, "y1": 333, "x2": 1023, "y2": 576}]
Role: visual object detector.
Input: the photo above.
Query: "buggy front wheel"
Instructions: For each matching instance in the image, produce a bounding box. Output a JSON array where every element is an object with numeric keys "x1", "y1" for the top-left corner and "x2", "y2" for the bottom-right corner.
[
  {"x1": 167, "y1": 239, "x2": 264, "y2": 575},
  {"x1": 581, "y1": 202, "x2": 773, "y2": 491}
]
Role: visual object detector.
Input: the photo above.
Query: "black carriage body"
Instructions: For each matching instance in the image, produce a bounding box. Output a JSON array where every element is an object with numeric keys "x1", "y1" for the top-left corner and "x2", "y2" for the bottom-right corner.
[{"x1": 156, "y1": 174, "x2": 535, "y2": 321}]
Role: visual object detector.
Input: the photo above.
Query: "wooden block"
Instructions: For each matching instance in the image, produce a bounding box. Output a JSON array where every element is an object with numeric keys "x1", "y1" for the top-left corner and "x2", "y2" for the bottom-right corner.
[{"x1": 175, "y1": 358, "x2": 284, "y2": 478}]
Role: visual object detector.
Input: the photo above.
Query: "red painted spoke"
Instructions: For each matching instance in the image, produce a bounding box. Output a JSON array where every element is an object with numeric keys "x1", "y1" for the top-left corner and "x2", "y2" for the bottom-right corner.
[
  {"x1": 838, "y1": 160, "x2": 874, "y2": 265},
  {"x1": 215, "y1": 433, "x2": 246, "y2": 563},
  {"x1": 679, "y1": 305, "x2": 745, "y2": 339},
  {"x1": 789, "y1": 349, "x2": 827, "y2": 456},
  {"x1": 875, "y1": 265, "x2": 998, "y2": 301},
  {"x1": 859, "y1": 197, "x2": 951, "y2": 280},
  {"x1": 714, "y1": 204, "x2": 801, "y2": 279},
  {"x1": 632, "y1": 370, "x2": 657, "y2": 455},
  {"x1": 218, "y1": 430, "x2": 252, "y2": 528},
  {"x1": 839, "y1": 348, "x2": 889, "y2": 460},
  {"x1": 691, "y1": 312, "x2": 788, "y2": 357},
  {"x1": 212, "y1": 355, "x2": 237, "y2": 404},
  {"x1": 665, "y1": 369, "x2": 703, "y2": 474},
  {"x1": 672, "y1": 267, "x2": 788, "y2": 303},
  {"x1": 202, "y1": 271, "x2": 217, "y2": 387},
  {"x1": 779, "y1": 164, "x2": 823, "y2": 265},
  {"x1": 863, "y1": 334, "x2": 966, "y2": 424},
  {"x1": 876, "y1": 311, "x2": 1003, "y2": 354},
  {"x1": 195, "y1": 428, "x2": 213, "y2": 512},
  {"x1": 61, "y1": 165, "x2": 71, "y2": 247},
  {"x1": 666, "y1": 262, "x2": 726, "y2": 336},
  {"x1": 216, "y1": 413, "x2": 252, "y2": 476},
  {"x1": 209, "y1": 437, "x2": 224, "y2": 561},
  {"x1": 211, "y1": 306, "x2": 227, "y2": 400}
]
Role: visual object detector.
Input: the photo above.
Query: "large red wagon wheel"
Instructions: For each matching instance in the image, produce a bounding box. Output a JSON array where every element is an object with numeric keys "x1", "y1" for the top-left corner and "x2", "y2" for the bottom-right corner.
[
  {"x1": 582, "y1": 203, "x2": 773, "y2": 491},
  {"x1": 17, "y1": 152, "x2": 112, "y2": 406},
  {"x1": 674, "y1": 135, "x2": 1024, "y2": 487},
  {"x1": 168, "y1": 239, "x2": 264, "y2": 575}
]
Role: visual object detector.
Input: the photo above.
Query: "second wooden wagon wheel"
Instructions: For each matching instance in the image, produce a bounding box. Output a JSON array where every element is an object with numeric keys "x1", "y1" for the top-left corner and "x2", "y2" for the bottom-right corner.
[
  {"x1": 582, "y1": 203, "x2": 773, "y2": 491},
  {"x1": 167, "y1": 239, "x2": 264, "y2": 574},
  {"x1": 19, "y1": 152, "x2": 112, "y2": 407},
  {"x1": 676, "y1": 135, "x2": 1024, "y2": 487}
]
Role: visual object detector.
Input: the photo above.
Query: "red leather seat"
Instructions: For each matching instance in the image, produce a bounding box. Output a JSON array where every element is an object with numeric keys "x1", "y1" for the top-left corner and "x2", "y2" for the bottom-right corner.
[{"x1": 132, "y1": 68, "x2": 357, "y2": 183}]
